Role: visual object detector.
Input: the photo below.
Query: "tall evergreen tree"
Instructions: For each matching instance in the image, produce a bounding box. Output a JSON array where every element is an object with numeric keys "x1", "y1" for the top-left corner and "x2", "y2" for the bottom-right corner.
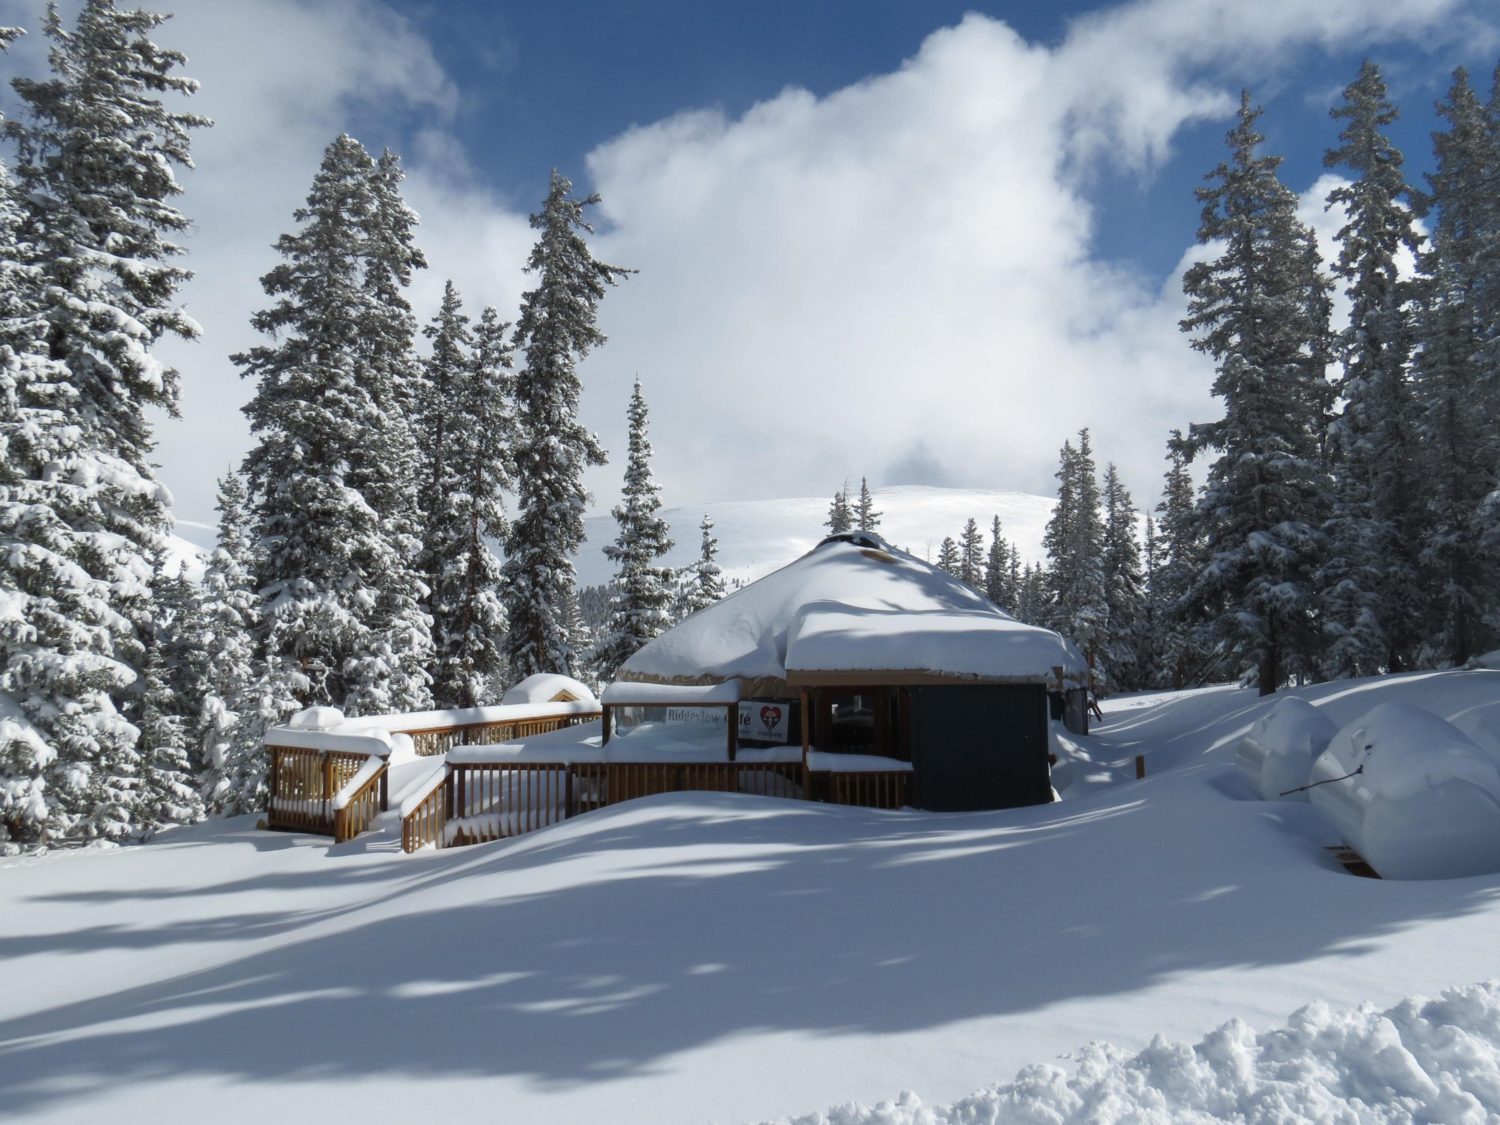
[
  {"x1": 236, "y1": 135, "x2": 432, "y2": 716},
  {"x1": 825, "y1": 483, "x2": 853, "y2": 535},
  {"x1": 936, "y1": 536, "x2": 960, "y2": 575},
  {"x1": 1153, "y1": 435, "x2": 1213, "y2": 688},
  {"x1": 1178, "y1": 93, "x2": 1334, "y2": 695},
  {"x1": 1319, "y1": 60, "x2": 1427, "y2": 676},
  {"x1": 418, "y1": 289, "x2": 513, "y2": 707},
  {"x1": 1100, "y1": 464, "x2": 1147, "y2": 691},
  {"x1": 1043, "y1": 429, "x2": 1108, "y2": 667},
  {"x1": 958, "y1": 517, "x2": 984, "y2": 589},
  {"x1": 678, "y1": 513, "x2": 726, "y2": 619},
  {"x1": 855, "y1": 477, "x2": 881, "y2": 532},
  {"x1": 1, "y1": 3, "x2": 206, "y2": 842},
  {"x1": 984, "y1": 515, "x2": 1010, "y2": 609},
  {"x1": 136, "y1": 566, "x2": 204, "y2": 831},
  {"x1": 1413, "y1": 67, "x2": 1500, "y2": 664},
  {"x1": 196, "y1": 472, "x2": 281, "y2": 817},
  {"x1": 503, "y1": 170, "x2": 632, "y2": 679},
  {"x1": 594, "y1": 380, "x2": 674, "y2": 683}
]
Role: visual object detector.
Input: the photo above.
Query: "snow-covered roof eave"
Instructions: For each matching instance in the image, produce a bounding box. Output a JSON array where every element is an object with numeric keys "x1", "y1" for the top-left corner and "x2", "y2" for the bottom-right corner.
[{"x1": 784, "y1": 668, "x2": 1062, "y2": 687}]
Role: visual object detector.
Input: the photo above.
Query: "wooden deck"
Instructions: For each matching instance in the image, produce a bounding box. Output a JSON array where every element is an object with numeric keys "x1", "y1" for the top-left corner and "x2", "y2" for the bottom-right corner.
[{"x1": 266, "y1": 704, "x2": 915, "y2": 853}]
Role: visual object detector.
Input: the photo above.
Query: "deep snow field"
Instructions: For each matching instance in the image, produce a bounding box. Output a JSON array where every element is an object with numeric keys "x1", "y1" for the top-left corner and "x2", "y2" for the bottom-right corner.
[{"x1": 5, "y1": 669, "x2": 1500, "y2": 1123}]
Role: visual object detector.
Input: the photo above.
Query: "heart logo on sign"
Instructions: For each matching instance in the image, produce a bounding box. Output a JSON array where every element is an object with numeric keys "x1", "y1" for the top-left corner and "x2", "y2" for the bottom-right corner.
[{"x1": 759, "y1": 705, "x2": 782, "y2": 734}]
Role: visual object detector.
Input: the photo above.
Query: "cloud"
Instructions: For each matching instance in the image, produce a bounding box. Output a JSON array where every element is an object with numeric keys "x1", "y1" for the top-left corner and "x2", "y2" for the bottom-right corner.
[{"x1": 0, "y1": 0, "x2": 1470, "y2": 527}]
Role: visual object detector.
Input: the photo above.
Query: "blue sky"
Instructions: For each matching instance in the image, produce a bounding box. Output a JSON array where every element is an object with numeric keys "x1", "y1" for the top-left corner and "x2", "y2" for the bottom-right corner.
[{"x1": 5, "y1": 0, "x2": 1496, "y2": 529}]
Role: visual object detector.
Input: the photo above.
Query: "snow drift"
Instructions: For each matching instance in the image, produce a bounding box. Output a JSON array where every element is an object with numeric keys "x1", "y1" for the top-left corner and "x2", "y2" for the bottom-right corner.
[
  {"x1": 1309, "y1": 702, "x2": 1500, "y2": 880},
  {"x1": 1235, "y1": 695, "x2": 1338, "y2": 801}
]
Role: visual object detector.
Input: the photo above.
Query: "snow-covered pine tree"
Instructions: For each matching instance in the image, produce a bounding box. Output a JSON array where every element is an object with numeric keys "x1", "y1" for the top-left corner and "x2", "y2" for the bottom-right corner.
[
  {"x1": 1153, "y1": 435, "x2": 1213, "y2": 689},
  {"x1": 855, "y1": 477, "x2": 881, "y2": 532},
  {"x1": 136, "y1": 565, "x2": 204, "y2": 831},
  {"x1": 936, "y1": 536, "x2": 960, "y2": 575},
  {"x1": 1100, "y1": 464, "x2": 1147, "y2": 691},
  {"x1": 196, "y1": 472, "x2": 281, "y2": 817},
  {"x1": 593, "y1": 379, "x2": 675, "y2": 683},
  {"x1": 349, "y1": 147, "x2": 433, "y2": 715},
  {"x1": 825, "y1": 484, "x2": 853, "y2": 535},
  {"x1": 1, "y1": 3, "x2": 207, "y2": 842},
  {"x1": 417, "y1": 288, "x2": 513, "y2": 707},
  {"x1": 984, "y1": 515, "x2": 1010, "y2": 609},
  {"x1": 1042, "y1": 430, "x2": 1108, "y2": 671},
  {"x1": 503, "y1": 170, "x2": 632, "y2": 680},
  {"x1": 1412, "y1": 67, "x2": 1500, "y2": 665},
  {"x1": 1319, "y1": 60, "x2": 1427, "y2": 677},
  {"x1": 1016, "y1": 562, "x2": 1049, "y2": 625},
  {"x1": 958, "y1": 517, "x2": 984, "y2": 589},
  {"x1": 678, "y1": 513, "x2": 726, "y2": 619},
  {"x1": 237, "y1": 135, "x2": 432, "y2": 716},
  {"x1": 1178, "y1": 93, "x2": 1334, "y2": 695}
]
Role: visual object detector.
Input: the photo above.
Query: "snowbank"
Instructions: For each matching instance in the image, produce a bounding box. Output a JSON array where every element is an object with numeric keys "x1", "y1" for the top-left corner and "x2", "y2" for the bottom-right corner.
[
  {"x1": 1235, "y1": 696, "x2": 1338, "y2": 801},
  {"x1": 775, "y1": 982, "x2": 1500, "y2": 1125},
  {"x1": 1309, "y1": 702, "x2": 1500, "y2": 880}
]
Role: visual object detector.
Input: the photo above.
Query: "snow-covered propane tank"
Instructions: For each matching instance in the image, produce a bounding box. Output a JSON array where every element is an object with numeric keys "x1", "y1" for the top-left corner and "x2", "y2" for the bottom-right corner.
[
  {"x1": 1309, "y1": 702, "x2": 1500, "y2": 880},
  {"x1": 1235, "y1": 696, "x2": 1338, "y2": 801}
]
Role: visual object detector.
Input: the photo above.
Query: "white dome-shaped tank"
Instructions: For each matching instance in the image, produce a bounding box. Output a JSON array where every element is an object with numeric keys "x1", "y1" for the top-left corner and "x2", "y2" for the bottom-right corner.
[
  {"x1": 1309, "y1": 702, "x2": 1500, "y2": 880},
  {"x1": 1235, "y1": 696, "x2": 1338, "y2": 801}
]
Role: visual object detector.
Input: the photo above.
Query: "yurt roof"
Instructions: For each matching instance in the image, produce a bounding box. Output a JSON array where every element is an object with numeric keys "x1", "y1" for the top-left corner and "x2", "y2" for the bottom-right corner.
[{"x1": 617, "y1": 533, "x2": 1085, "y2": 695}]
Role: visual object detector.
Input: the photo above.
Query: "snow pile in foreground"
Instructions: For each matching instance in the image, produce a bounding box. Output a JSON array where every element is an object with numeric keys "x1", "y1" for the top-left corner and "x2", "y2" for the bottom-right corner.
[{"x1": 779, "y1": 982, "x2": 1500, "y2": 1125}]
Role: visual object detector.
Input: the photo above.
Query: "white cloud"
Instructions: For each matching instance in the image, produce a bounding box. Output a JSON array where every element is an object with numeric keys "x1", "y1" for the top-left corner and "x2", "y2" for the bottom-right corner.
[{"x1": 0, "y1": 0, "x2": 1470, "y2": 525}]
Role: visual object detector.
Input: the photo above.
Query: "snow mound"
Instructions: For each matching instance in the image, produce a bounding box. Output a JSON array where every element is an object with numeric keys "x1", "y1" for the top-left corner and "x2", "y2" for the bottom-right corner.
[
  {"x1": 1235, "y1": 696, "x2": 1338, "y2": 801},
  {"x1": 501, "y1": 672, "x2": 596, "y2": 705},
  {"x1": 1309, "y1": 702, "x2": 1500, "y2": 880},
  {"x1": 286, "y1": 706, "x2": 347, "y2": 732},
  {"x1": 776, "y1": 982, "x2": 1500, "y2": 1124}
]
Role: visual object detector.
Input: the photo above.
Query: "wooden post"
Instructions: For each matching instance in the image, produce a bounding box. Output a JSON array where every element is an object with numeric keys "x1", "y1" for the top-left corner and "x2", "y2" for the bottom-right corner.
[
  {"x1": 800, "y1": 687, "x2": 812, "y2": 800},
  {"x1": 1135, "y1": 754, "x2": 1146, "y2": 780},
  {"x1": 601, "y1": 704, "x2": 612, "y2": 745},
  {"x1": 321, "y1": 753, "x2": 335, "y2": 827},
  {"x1": 727, "y1": 702, "x2": 737, "y2": 762}
]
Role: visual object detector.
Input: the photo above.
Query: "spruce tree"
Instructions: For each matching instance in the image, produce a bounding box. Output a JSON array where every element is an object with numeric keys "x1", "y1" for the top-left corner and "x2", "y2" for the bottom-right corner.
[
  {"x1": 503, "y1": 170, "x2": 632, "y2": 679},
  {"x1": 679, "y1": 513, "x2": 726, "y2": 618},
  {"x1": 825, "y1": 484, "x2": 853, "y2": 535},
  {"x1": 1413, "y1": 67, "x2": 1500, "y2": 664},
  {"x1": 1178, "y1": 93, "x2": 1334, "y2": 695},
  {"x1": 593, "y1": 380, "x2": 675, "y2": 683},
  {"x1": 1153, "y1": 436, "x2": 1212, "y2": 689},
  {"x1": 418, "y1": 289, "x2": 513, "y2": 707},
  {"x1": 1319, "y1": 60, "x2": 1427, "y2": 676},
  {"x1": 984, "y1": 515, "x2": 1010, "y2": 609},
  {"x1": 1, "y1": 3, "x2": 206, "y2": 842},
  {"x1": 1043, "y1": 430, "x2": 1108, "y2": 669},
  {"x1": 1100, "y1": 464, "x2": 1146, "y2": 691},
  {"x1": 196, "y1": 472, "x2": 280, "y2": 817},
  {"x1": 958, "y1": 517, "x2": 984, "y2": 589},
  {"x1": 855, "y1": 478, "x2": 881, "y2": 532},
  {"x1": 936, "y1": 536, "x2": 960, "y2": 575},
  {"x1": 136, "y1": 567, "x2": 204, "y2": 830},
  {"x1": 237, "y1": 135, "x2": 432, "y2": 716}
]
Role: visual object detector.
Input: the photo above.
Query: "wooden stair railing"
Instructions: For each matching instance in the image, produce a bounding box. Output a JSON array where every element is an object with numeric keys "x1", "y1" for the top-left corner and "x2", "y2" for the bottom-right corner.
[{"x1": 332, "y1": 757, "x2": 389, "y2": 844}]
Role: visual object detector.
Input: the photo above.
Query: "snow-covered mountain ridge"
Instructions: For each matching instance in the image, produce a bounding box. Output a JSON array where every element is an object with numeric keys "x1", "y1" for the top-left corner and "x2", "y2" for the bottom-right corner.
[{"x1": 577, "y1": 484, "x2": 1055, "y2": 589}]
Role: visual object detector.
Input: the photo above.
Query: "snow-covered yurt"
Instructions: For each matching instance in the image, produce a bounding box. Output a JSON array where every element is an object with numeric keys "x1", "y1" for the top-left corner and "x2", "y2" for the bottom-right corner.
[{"x1": 615, "y1": 532, "x2": 1086, "y2": 811}]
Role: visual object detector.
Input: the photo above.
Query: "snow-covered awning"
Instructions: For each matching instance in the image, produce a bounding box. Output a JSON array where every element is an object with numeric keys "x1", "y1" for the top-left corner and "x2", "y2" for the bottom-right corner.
[{"x1": 618, "y1": 533, "x2": 1084, "y2": 694}]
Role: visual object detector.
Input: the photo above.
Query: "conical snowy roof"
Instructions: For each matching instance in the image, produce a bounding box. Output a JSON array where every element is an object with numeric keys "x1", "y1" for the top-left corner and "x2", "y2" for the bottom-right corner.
[{"x1": 618, "y1": 533, "x2": 1085, "y2": 696}]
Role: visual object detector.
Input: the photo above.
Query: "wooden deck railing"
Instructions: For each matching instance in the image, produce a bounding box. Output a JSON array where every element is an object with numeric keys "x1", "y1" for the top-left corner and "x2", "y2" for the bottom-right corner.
[
  {"x1": 267, "y1": 747, "x2": 377, "y2": 836},
  {"x1": 401, "y1": 775, "x2": 448, "y2": 852},
  {"x1": 332, "y1": 758, "x2": 390, "y2": 843},
  {"x1": 821, "y1": 770, "x2": 909, "y2": 811},
  {"x1": 404, "y1": 714, "x2": 595, "y2": 757}
]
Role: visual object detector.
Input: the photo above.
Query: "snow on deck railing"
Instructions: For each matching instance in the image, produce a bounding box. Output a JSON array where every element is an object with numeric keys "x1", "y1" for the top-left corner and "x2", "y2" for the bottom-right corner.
[
  {"x1": 601, "y1": 680, "x2": 741, "y2": 706},
  {"x1": 262, "y1": 726, "x2": 392, "y2": 758},
  {"x1": 332, "y1": 755, "x2": 387, "y2": 811},
  {"x1": 347, "y1": 699, "x2": 601, "y2": 733},
  {"x1": 398, "y1": 764, "x2": 451, "y2": 819}
]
